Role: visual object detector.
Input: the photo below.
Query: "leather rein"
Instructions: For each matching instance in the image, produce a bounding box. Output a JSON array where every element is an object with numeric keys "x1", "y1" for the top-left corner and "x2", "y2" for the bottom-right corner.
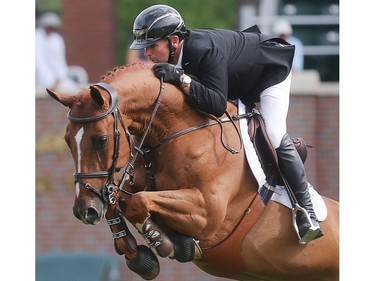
[{"x1": 67, "y1": 80, "x2": 251, "y2": 204}]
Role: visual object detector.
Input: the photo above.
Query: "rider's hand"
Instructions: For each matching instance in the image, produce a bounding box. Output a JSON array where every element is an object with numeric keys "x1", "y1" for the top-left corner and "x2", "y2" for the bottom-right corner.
[{"x1": 153, "y1": 63, "x2": 183, "y2": 87}]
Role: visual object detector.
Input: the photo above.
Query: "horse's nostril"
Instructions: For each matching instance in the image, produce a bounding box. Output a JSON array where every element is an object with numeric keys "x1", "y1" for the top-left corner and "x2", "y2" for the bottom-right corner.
[
  {"x1": 73, "y1": 208, "x2": 81, "y2": 220},
  {"x1": 85, "y1": 207, "x2": 99, "y2": 221}
]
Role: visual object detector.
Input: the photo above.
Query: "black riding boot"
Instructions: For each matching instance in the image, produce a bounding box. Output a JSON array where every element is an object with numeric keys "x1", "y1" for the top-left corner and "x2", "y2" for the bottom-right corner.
[{"x1": 276, "y1": 134, "x2": 323, "y2": 244}]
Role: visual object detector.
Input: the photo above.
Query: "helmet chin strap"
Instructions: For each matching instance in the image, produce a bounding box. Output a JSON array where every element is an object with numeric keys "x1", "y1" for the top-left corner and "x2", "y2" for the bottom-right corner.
[{"x1": 167, "y1": 37, "x2": 176, "y2": 64}]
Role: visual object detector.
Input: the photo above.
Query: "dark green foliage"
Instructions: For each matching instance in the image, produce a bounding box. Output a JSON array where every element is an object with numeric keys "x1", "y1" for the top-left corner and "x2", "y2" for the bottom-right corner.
[{"x1": 117, "y1": 0, "x2": 237, "y2": 64}]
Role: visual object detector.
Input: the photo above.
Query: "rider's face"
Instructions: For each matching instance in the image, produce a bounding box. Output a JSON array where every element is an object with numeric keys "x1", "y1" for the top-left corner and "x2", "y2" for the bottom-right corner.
[{"x1": 145, "y1": 39, "x2": 170, "y2": 63}]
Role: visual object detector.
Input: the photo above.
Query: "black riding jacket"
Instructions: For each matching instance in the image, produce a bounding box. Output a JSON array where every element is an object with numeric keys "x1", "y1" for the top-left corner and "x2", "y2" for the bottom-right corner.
[{"x1": 180, "y1": 26, "x2": 295, "y2": 116}]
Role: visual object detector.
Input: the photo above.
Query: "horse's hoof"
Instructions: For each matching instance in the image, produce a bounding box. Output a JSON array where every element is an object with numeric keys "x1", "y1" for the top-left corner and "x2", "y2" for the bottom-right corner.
[
  {"x1": 172, "y1": 234, "x2": 197, "y2": 262},
  {"x1": 126, "y1": 245, "x2": 160, "y2": 280}
]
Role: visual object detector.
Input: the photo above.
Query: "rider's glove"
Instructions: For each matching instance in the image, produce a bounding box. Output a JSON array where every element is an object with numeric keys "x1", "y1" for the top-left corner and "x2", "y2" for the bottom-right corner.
[{"x1": 153, "y1": 63, "x2": 183, "y2": 87}]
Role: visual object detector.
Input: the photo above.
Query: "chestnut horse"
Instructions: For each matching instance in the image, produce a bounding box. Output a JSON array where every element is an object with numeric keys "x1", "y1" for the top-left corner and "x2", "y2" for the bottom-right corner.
[{"x1": 47, "y1": 63, "x2": 339, "y2": 281}]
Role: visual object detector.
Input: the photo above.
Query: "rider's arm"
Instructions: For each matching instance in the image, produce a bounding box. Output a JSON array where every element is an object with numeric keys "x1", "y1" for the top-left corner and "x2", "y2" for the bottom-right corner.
[{"x1": 183, "y1": 44, "x2": 228, "y2": 117}]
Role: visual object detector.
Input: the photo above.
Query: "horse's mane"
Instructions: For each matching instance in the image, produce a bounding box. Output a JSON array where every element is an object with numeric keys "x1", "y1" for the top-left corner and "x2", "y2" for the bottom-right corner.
[
  {"x1": 101, "y1": 63, "x2": 154, "y2": 83},
  {"x1": 99, "y1": 62, "x2": 172, "y2": 140}
]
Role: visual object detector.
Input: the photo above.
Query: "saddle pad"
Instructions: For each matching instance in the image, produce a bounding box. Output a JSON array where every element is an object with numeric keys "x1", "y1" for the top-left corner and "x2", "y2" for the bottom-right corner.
[
  {"x1": 237, "y1": 100, "x2": 327, "y2": 222},
  {"x1": 267, "y1": 184, "x2": 327, "y2": 221}
]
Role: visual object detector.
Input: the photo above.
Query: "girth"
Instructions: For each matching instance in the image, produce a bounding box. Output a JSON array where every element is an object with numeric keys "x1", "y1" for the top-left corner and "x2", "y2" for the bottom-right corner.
[{"x1": 195, "y1": 193, "x2": 265, "y2": 278}]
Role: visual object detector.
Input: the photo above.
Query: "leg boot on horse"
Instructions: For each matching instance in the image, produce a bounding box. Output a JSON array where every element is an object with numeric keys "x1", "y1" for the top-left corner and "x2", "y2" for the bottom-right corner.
[{"x1": 276, "y1": 133, "x2": 323, "y2": 244}]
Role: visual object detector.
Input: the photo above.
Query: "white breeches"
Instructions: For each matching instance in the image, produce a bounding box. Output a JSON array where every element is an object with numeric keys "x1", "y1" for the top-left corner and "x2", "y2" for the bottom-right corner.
[{"x1": 258, "y1": 72, "x2": 292, "y2": 149}]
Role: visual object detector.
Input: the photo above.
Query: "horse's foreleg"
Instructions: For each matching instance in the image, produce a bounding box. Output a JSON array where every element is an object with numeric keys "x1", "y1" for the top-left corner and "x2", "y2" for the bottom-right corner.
[
  {"x1": 135, "y1": 218, "x2": 174, "y2": 257},
  {"x1": 135, "y1": 217, "x2": 202, "y2": 262},
  {"x1": 125, "y1": 187, "x2": 224, "y2": 239},
  {"x1": 106, "y1": 203, "x2": 160, "y2": 280},
  {"x1": 124, "y1": 188, "x2": 211, "y2": 262},
  {"x1": 106, "y1": 203, "x2": 138, "y2": 258}
]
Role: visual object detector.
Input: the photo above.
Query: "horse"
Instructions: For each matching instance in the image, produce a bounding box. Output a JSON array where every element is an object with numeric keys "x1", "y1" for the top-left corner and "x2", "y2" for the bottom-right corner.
[{"x1": 47, "y1": 63, "x2": 339, "y2": 281}]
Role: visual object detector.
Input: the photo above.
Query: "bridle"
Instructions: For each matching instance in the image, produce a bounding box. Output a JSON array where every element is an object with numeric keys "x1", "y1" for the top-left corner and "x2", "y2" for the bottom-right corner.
[
  {"x1": 68, "y1": 82, "x2": 134, "y2": 204},
  {"x1": 67, "y1": 80, "x2": 166, "y2": 204}
]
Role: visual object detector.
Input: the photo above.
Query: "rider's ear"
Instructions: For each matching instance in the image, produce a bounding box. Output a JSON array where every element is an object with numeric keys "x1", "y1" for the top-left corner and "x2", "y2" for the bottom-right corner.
[
  {"x1": 90, "y1": 85, "x2": 105, "y2": 107},
  {"x1": 170, "y1": 35, "x2": 180, "y2": 48}
]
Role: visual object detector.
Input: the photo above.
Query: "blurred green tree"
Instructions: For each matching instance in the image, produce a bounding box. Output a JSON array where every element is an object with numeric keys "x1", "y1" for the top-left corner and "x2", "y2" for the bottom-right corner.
[{"x1": 117, "y1": 0, "x2": 237, "y2": 64}]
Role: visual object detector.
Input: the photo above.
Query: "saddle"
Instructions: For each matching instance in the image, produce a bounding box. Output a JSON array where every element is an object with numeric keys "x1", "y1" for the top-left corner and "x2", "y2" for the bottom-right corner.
[{"x1": 248, "y1": 108, "x2": 309, "y2": 190}]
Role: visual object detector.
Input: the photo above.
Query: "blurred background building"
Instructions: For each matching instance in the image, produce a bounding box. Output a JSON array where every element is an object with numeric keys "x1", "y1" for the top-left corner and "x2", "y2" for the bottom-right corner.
[
  {"x1": 35, "y1": 1, "x2": 339, "y2": 280},
  {"x1": 238, "y1": 0, "x2": 339, "y2": 81},
  {"x1": 36, "y1": 0, "x2": 339, "y2": 85}
]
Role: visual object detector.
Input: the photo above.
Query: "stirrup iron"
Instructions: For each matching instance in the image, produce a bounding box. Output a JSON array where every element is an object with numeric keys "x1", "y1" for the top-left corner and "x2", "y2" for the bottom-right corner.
[{"x1": 292, "y1": 204, "x2": 320, "y2": 245}]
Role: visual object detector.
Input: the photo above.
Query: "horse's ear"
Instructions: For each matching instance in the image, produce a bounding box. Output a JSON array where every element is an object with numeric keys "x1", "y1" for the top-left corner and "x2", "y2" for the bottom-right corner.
[
  {"x1": 46, "y1": 88, "x2": 72, "y2": 107},
  {"x1": 90, "y1": 86, "x2": 106, "y2": 107}
]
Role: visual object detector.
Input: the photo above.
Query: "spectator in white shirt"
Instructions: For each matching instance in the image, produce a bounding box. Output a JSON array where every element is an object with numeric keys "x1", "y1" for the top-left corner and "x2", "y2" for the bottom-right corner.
[
  {"x1": 273, "y1": 19, "x2": 304, "y2": 72},
  {"x1": 35, "y1": 12, "x2": 78, "y2": 90}
]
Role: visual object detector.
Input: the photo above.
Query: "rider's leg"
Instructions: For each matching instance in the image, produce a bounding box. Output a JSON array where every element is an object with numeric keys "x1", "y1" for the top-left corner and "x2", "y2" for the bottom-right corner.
[
  {"x1": 258, "y1": 73, "x2": 323, "y2": 244},
  {"x1": 276, "y1": 134, "x2": 323, "y2": 243}
]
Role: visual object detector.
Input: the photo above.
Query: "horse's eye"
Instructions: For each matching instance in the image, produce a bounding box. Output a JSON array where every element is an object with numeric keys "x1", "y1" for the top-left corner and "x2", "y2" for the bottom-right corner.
[{"x1": 94, "y1": 135, "x2": 108, "y2": 148}]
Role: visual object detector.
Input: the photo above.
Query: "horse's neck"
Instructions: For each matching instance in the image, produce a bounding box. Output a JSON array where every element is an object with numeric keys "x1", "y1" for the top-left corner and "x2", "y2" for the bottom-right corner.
[{"x1": 114, "y1": 78, "x2": 203, "y2": 145}]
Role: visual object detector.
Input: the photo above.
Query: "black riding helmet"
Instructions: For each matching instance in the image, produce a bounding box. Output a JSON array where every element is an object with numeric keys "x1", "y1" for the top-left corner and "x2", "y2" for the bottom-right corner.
[{"x1": 130, "y1": 4, "x2": 187, "y2": 63}]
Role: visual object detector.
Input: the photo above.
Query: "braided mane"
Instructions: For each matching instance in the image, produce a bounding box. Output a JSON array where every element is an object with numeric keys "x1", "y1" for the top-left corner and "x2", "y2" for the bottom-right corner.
[{"x1": 101, "y1": 63, "x2": 153, "y2": 83}]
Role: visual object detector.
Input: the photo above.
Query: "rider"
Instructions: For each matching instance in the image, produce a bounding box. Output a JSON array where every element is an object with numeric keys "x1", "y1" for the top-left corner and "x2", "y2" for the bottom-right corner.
[{"x1": 129, "y1": 4, "x2": 323, "y2": 244}]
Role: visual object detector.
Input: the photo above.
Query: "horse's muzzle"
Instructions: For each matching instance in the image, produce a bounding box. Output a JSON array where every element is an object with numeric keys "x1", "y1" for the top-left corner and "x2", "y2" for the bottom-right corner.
[{"x1": 73, "y1": 201, "x2": 107, "y2": 225}]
